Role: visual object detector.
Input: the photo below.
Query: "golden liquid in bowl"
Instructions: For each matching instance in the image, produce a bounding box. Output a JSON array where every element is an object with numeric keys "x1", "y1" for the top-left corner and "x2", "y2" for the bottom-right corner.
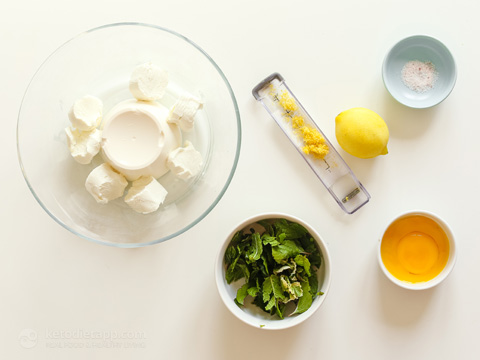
[{"x1": 381, "y1": 215, "x2": 450, "y2": 283}]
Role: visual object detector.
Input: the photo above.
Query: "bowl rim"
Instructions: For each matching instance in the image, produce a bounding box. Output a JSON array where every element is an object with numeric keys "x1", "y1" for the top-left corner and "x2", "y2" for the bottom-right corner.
[
  {"x1": 382, "y1": 34, "x2": 457, "y2": 109},
  {"x1": 377, "y1": 209, "x2": 457, "y2": 290},
  {"x1": 214, "y1": 212, "x2": 332, "y2": 330},
  {"x1": 16, "y1": 22, "x2": 242, "y2": 248}
]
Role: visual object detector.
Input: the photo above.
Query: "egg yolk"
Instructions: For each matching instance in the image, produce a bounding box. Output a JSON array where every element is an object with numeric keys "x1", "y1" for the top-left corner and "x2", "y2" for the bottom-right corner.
[
  {"x1": 397, "y1": 232, "x2": 438, "y2": 274},
  {"x1": 381, "y1": 215, "x2": 449, "y2": 284}
]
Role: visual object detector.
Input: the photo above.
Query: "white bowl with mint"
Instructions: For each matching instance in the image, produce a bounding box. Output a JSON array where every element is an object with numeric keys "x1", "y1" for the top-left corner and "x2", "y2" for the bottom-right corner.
[{"x1": 215, "y1": 213, "x2": 332, "y2": 330}]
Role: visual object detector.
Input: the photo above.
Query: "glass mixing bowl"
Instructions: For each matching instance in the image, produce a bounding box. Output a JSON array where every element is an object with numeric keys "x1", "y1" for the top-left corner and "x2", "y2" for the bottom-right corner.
[{"x1": 17, "y1": 23, "x2": 241, "y2": 247}]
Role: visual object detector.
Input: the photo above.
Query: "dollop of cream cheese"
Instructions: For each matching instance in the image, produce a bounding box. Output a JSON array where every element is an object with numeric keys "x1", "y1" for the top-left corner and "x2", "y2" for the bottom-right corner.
[
  {"x1": 167, "y1": 95, "x2": 203, "y2": 132},
  {"x1": 124, "y1": 176, "x2": 168, "y2": 214},
  {"x1": 167, "y1": 141, "x2": 203, "y2": 180},
  {"x1": 129, "y1": 62, "x2": 169, "y2": 101},
  {"x1": 85, "y1": 163, "x2": 128, "y2": 204},
  {"x1": 68, "y1": 95, "x2": 103, "y2": 131},
  {"x1": 65, "y1": 127, "x2": 102, "y2": 164}
]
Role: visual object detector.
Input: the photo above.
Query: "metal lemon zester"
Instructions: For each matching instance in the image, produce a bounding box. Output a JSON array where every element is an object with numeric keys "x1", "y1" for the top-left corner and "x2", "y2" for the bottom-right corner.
[{"x1": 252, "y1": 73, "x2": 370, "y2": 214}]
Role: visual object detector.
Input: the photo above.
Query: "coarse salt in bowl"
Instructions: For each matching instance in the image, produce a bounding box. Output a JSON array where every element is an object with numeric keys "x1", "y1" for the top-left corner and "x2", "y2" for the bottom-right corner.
[
  {"x1": 215, "y1": 213, "x2": 332, "y2": 330},
  {"x1": 382, "y1": 35, "x2": 457, "y2": 108}
]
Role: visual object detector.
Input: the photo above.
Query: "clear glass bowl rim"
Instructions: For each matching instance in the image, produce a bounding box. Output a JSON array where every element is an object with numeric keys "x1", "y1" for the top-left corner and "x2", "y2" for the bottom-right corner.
[{"x1": 16, "y1": 22, "x2": 242, "y2": 248}]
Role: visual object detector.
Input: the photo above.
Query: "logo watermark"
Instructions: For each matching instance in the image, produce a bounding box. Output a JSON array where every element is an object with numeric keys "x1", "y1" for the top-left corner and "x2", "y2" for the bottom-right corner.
[
  {"x1": 18, "y1": 329, "x2": 38, "y2": 349},
  {"x1": 19, "y1": 328, "x2": 146, "y2": 349}
]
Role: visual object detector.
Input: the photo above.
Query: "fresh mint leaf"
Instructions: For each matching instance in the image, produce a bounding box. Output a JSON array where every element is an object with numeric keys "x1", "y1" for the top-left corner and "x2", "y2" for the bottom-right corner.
[
  {"x1": 263, "y1": 248, "x2": 275, "y2": 270},
  {"x1": 292, "y1": 280, "x2": 313, "y2": 315},
  {"x1": 224, "y1": 244, "x2": 238, "y2": 265},
  {"x1": 271, "y1": 240, "x2": 304, "y2": 264},
  {"x1": 248, "y1": 286, "x2": 259, "y2": 298},
  {"x1": 252, "y1": 291, "x2": 267, "y2": 310},
  {"x1": 257, "y1": 220, "x2": 274, "y2": 236},
  {"x1": 294, "y1": 254, "x2": 311, "y2": 276},
  {"x1": 260, "y1": 254, "x2": 270, "y2": 276},
  {"x1": 225, "y1": 258, "x2": 250, "y2": 284},
  {"x1": 225, "y1": 265, "x2": 242, "y2": 284},
  {"x1": 261, "y1": 234, "x2": 279, "y2": 247},
  {"x1": 262, "y1": 275, "x2": 273, "y2": 303},
  {"x1": 298, "y1": 237, "x2": 322, "y2": 268},
  {"x1": 291, "y1": 281, "x2": 303, "y2": 298},
  {"x1": 246, "y1": 232, "x2": 263, "y2": 262},
  {"x1": 247, "y1": 278, "x2": 260, "y2": 298},
  {"x1": 309, "y1": 273, "x2": 319, "y2": 296},
  {"x1": 265, "y1": 296, "x2": 276, "y2": 311},
  {"x1": 236, "y1": 283, "x2": 249, "y2": 306},
  {"x1": 273, "y1": 219, "x2": 308, "y2": 239},
  {"x1": 229, "y1": 230, "x2": 243, "y2": 247},
  {"x1": 271, "y1": 275, "x2": 286, "y2": 301},
  {"x1": 236, "y1": 263, "x2": 250, "y2": 283},
  {"x1": 263, "y1": 274, "x2": 286, "y2": 303},
  {"x1": 225, "y1": 257, "x2": 241, "y2": 284},
  {"x1": 309, "y1": 250, "x2": 322, "y2": 269},
  {"x1": 276, "y1": 302, "x2": 286, "y2": 319}
]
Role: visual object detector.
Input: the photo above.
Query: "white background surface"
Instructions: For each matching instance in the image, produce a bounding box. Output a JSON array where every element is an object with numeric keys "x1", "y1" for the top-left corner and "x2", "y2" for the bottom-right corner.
[{"x1": 2, "y1": 0, "x2": 480, "y2": 359}]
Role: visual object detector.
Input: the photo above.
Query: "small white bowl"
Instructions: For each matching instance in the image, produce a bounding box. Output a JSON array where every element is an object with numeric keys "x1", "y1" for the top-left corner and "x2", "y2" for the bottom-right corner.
[
  {"x1": 215, "y1": 213, "x2": 332, "y2": 330},
  {"x1": 382, "y1": 35, "x2": 456, "y2": 108},
  {"x1": 378, "y1": 210, "x2": 457, "y2": 290}
]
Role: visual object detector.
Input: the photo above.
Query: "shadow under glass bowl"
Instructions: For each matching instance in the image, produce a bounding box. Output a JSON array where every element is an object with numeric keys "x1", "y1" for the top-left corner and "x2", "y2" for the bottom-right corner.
[{"x1": 17, "y1": 23, "x2": 241, "y2": 248}]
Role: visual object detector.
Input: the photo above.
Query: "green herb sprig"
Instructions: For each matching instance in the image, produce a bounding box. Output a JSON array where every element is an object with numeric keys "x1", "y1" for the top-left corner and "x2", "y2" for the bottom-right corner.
[{"x1": 224, "y1": 219, "x2": 322, "y2": 319}]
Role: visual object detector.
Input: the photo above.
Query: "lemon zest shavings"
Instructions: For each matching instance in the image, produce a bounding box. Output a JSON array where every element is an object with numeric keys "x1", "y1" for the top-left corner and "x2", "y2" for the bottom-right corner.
[
  {"x1": 300, "y1": 127, "x2": 329, "y2": 159},
  {"x1": 279, "y1": 90, "x2": 298, "y2": 112},
  {"x1": 291, "y1": 116, "x2": 305, "y2": 129},
  {"x1": 277, "y1": 90, "x2": 329, "y2": 160}
]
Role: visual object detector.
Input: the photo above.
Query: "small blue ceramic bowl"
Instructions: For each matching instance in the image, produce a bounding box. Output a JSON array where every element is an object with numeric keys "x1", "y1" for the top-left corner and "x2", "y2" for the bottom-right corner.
[{"x1": 382, "y1": 35, "x2": 456, "y2": 109}]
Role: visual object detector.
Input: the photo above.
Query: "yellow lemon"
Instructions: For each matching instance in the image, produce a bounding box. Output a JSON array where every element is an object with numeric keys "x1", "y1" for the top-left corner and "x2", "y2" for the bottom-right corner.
[{"x1": 335, "y1": 107, "x2": 389, "y2": 159}]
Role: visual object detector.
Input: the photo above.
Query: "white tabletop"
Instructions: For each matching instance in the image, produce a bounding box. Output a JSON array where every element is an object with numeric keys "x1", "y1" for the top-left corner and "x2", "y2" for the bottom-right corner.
[{"x1": 3, "y1": 0, "x2": 480, "y2": 359}]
